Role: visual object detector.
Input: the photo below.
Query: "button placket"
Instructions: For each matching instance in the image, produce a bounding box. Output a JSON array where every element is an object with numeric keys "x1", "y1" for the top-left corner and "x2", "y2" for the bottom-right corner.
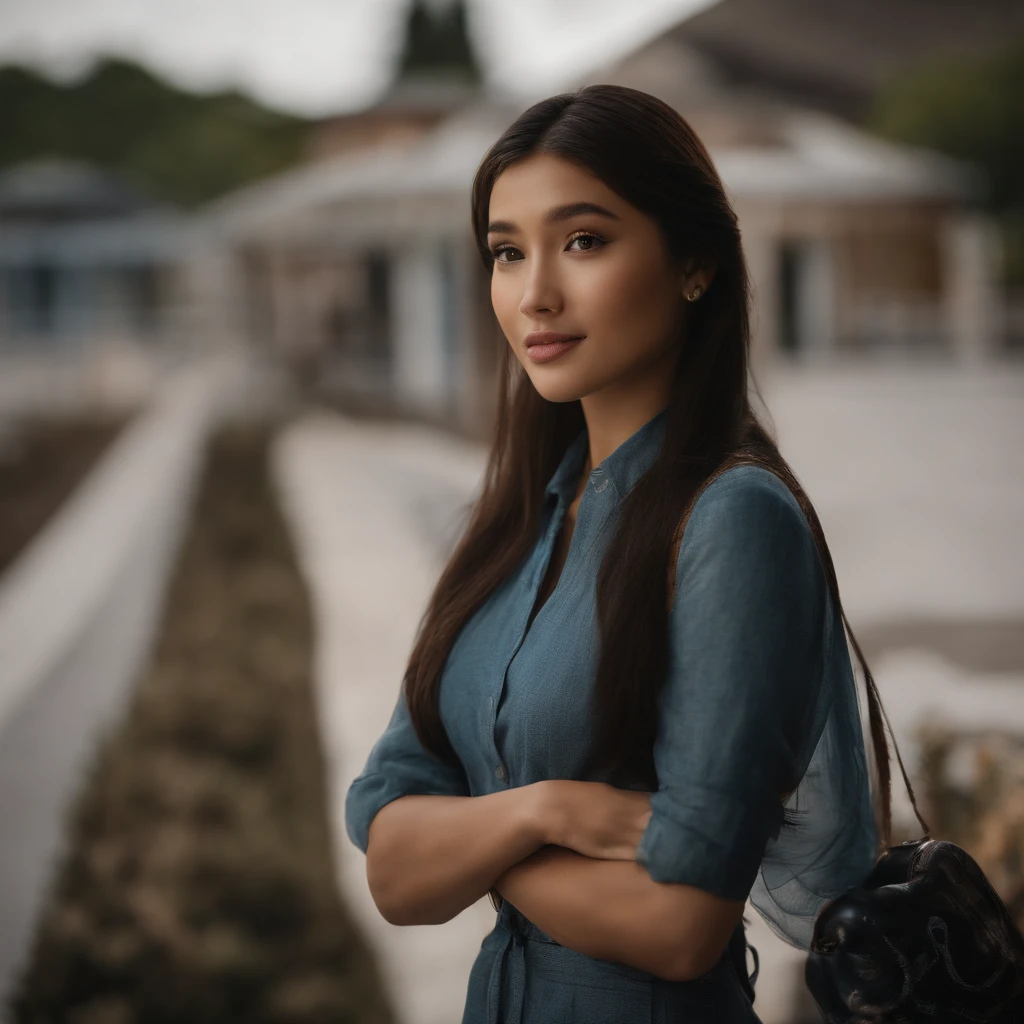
[{"x1": 490, "y1": 494, "x2": 566, "y2": 789}]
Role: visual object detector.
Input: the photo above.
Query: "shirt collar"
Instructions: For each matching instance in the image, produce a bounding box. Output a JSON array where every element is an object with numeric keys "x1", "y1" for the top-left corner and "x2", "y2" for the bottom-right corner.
[{"x1": 544, "y1": 404, "x2": 670, "y2": 505}]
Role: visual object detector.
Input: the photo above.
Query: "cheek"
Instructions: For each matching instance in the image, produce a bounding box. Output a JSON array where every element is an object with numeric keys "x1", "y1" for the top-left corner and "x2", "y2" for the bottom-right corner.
[
  {"x1": 581, "y1": 252, "x2": 680, "y2": 353},
  {"x1": 586, "y1": 255, "x2": 667, "y2": 318},
  {"x1": 490, "y1": 273, "x2": 517, "y2": 331}
]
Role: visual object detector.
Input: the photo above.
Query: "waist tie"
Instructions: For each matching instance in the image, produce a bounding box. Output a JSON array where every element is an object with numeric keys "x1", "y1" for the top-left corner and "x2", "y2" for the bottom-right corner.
[
  {"x1": 485, "y1": 899, "x2": 544, "y2": 1024},
  {"x1": 482, "y1": 899, "x2": 756, "y2": 1023}
]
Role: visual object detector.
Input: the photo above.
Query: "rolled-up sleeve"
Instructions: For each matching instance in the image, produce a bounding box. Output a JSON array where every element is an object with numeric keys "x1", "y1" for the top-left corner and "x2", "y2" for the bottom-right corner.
[
  {"x1": 635, "y1": 468, "x2": 828, "y2": 901},
  {"x1": 344, "y1": 686, "x2": 470, "y2": 854}
]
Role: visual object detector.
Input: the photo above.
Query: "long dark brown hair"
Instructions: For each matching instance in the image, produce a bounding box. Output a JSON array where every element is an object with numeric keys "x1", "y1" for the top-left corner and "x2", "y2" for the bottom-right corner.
[{"x1": 403, "y1": 83, "x2": 928, "y2": 856}]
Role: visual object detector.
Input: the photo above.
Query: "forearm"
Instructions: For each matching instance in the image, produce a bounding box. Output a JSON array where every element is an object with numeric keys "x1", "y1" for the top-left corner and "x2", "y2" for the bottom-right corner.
[
  {"x1": 494, "y1": 846, "x2": 685, "y2": 981},
  {"x1": 365, "y1": 784, "x2": 546, "y2": 926}
]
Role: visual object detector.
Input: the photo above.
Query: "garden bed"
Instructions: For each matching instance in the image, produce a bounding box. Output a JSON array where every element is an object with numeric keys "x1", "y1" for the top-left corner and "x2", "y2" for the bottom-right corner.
[
  {"x1": 7, "y1": 416, "x2": 393, "y2": 1024},
  {"x1": 0, "y1": 413, "x2": 132, "y2": 577}
]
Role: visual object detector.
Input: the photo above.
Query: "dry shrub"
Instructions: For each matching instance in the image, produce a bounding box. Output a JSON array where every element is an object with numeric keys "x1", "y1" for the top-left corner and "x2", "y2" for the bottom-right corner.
[{"x1": 914, "y1": 719, "x2": 1024, "y2": 930}]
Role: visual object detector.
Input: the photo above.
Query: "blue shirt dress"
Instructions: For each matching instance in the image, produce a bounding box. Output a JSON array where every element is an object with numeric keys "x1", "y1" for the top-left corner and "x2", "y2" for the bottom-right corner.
[{"x1": 345, "y1": 404, "x2": 878, "y2": 1024}]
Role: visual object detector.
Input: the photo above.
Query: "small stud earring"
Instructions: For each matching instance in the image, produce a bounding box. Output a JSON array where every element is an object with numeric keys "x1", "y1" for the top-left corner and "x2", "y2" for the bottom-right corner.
[{"x1": 686, "y1": 285, "x2": 703, "y2": 302}]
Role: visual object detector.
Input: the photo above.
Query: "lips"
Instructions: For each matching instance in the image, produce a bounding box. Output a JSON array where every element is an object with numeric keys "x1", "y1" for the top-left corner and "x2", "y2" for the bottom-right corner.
[
  {"x1": 525, "y1": 331, "x2": 585, "y2": 347},
  {"x1": 524, "y1": 334, "x2": 585, "y2": 364}
]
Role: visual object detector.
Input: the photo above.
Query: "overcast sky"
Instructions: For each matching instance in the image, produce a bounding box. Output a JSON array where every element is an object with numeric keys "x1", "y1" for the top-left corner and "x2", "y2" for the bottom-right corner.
[{"x1": 0, "y1": 0, "x2": 714, "y2": 117}]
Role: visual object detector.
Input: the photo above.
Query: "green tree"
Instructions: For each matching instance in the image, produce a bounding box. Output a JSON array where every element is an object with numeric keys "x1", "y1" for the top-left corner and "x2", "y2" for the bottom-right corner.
[
  {"x1": 865, "y1": 36, "x2": 1024, "y2": 285},
  {"x1": 396, "y1": 0, "x2": 482, "y2": 83},
  {"x1": 0, "y1": 57, "x2": 316, "y2": 208}
]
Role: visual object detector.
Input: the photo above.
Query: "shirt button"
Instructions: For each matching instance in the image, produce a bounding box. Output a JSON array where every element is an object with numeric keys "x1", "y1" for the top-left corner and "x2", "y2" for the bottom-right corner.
[
  {"x1": 495, "y1": 764, "x2": 506, "y2": 780},
  {"x1": 591, "y1": 470, "x2": 609, "y2": 492}
]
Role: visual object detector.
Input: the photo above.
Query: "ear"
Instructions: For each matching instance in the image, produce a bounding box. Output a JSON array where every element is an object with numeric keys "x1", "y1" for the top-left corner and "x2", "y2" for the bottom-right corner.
[
  {"x1": 677, "y1": 257, "x2": 699, "y2": 292},
  {"x1": 678, "y1": 259, "x2": 717, "y2": 298}
]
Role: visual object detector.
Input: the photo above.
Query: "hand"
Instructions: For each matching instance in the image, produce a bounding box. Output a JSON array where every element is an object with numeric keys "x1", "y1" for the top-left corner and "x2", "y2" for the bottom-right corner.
[{"x1": 536, "y1": 780, "x2": 653, "y2": 861}]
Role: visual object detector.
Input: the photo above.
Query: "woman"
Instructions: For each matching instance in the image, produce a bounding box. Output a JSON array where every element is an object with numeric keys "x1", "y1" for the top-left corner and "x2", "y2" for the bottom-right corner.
[{"x1": 344, "y1": 84, "x2": 894, "y2": 1024}]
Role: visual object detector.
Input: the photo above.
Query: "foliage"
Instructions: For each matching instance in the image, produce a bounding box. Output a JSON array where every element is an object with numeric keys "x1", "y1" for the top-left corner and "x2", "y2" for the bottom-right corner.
[
  {"x1": 397, "y1": 0, "x2": 481, "y2": 83},
  {"x1": 864, "y1": 36, "x2": 1024, "y2": 285},
  {"x1": 0, "y1": 0, "x2": 486, "y2": 210},
  {"x1": 6, "y1": 417, "x2": 393, "y2": 1024},
  {"x1": 0, "y1": 58, "x2": 316, "y2": 209}
]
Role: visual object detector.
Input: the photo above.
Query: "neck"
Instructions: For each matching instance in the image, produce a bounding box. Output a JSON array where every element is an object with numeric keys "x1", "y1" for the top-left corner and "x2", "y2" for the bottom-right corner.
[{"x1": 579, "y1": 372, "x2": 676, "y2": 475}]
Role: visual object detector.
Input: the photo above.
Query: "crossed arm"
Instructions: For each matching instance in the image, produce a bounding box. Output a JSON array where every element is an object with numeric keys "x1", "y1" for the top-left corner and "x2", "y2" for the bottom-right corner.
[
  {"x1": 494, "y1": 844, "x2": 746, "y2": 983},
  {"x1": 363, "y1": 782, "x2": 746, "y2": 983}
]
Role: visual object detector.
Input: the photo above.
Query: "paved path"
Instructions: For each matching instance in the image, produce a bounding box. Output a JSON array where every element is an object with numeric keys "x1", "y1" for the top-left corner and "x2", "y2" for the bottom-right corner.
[
  {"x1": 272, "y1": 416, "x2": 492, "y2": 1024},
  {"x1": 271, "y1": 361, "x2": 1024, "y2": 1024}
]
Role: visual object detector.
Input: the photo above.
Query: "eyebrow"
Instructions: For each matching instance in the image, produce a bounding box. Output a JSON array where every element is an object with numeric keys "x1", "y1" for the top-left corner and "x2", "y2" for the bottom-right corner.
[{"x1": 486, "y1": 201, "x2": 621, "y2": 235}]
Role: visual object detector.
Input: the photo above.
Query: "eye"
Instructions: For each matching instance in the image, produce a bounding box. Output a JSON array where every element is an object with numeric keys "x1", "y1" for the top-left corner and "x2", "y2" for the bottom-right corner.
[
  {"x1": 488, "y1": 231, "x2": 608, "y2": 265},
  {"x1": 566, "y1": 231, "x2": 606, "y2": 252},
  {"x1": 489, "y1": 243, "x2": 520, "y2": 264}
]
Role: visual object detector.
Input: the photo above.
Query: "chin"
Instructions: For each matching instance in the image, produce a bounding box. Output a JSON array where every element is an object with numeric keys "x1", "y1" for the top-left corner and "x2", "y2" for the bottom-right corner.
[
  {"x1": 529, "y1": 381, "x2": 589, "y2": 404},
  {"x1": 521, "y1": 364, "x2": 607, "y2": 405}
]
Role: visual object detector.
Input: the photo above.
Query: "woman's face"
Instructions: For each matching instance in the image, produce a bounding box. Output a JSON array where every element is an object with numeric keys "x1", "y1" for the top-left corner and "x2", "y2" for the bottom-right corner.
[{"x1": 486, "y1": 152, "x2": 701, "y2": 405}]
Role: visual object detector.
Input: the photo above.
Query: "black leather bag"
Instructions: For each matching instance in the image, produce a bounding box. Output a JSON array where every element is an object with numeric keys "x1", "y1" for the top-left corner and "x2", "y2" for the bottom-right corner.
[{"x1": 806, "y1": 835, "x2": 1024, "y2": 1021}]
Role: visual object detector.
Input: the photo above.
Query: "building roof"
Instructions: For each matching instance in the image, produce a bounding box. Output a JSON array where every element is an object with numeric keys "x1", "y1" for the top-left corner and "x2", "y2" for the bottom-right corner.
[
  {"x1": 0, "y1": 159, "x2": 199, "y2": 264},
  {"x1": 713, "y1": 105, "x2": 982, "y2": 201},
  {"x1": 205, "y1": 82, "x2": 980, "y2": 247},
  {"x1": 664, "y1": 0, "x2": 1024, "y2": 121},
  {"x1": 204, "y1": 93, "x2": 526, "y2": 239},
  {"x1": 0, "y1": 159, "x2": 165, "y2": 222}
]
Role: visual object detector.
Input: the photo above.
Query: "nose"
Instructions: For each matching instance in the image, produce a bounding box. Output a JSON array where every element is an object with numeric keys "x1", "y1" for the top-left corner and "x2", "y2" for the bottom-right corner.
[{"x1": 518, "y1": 255, "x2": 563, "y2": 317}]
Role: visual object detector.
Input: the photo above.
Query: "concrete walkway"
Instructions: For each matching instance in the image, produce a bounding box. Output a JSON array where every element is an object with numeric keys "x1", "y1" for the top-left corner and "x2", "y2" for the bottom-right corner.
[
  {"x1": 271, "y1": 361, "x2": 1024, "y2": 1024},
  {"x1": 272, "y1": 415, "x2": 492, "y2": 1024}
]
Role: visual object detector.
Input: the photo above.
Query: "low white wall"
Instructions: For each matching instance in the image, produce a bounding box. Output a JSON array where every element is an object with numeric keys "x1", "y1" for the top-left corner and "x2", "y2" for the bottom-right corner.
[{"x1": 0, "y1": 349, "x2": 247, "y2": 1003}]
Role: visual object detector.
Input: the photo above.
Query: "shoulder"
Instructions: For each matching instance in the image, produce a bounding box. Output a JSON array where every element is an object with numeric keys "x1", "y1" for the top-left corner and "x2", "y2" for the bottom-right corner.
[
  {"x1": 671, "y1": 466, "x2": 829, "y2": 633},
  {"x1": 677, "y1": 464, "x2": 818, "y2": 572},
  {"x1": 689, "y1": 464, "x2": 804, "y2": 533}
]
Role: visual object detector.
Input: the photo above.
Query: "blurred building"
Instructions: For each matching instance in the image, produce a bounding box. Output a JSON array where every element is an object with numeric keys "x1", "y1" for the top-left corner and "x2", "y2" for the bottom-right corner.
[
  {"x1": 594, "y1": 0, "x2": 1024, "y2": 363},
  {"x1": 587, "y1": 39, "x2": 997, "y2": 366},
  {"x1": 307, "y1": 0, "x2": 481, "y2": 163},
  {"x1": 5, "y1": 1, "x2": 1006, "y2": 431},
  {"x1": 207, "y1": 102, "x2": 506, "y2": 435},
  {"x1": 205, "y1": 0, "x2": 1015, "y2": 438},
  {"x1": 205, "y1": 0, "x2": 498, "y2": 434},
  {"x1": 0, "y1": 159, "x2": 198, "y2": 348},
  {"x1": 0, "y1": 159, "x2": 216, "y2": 415}
]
